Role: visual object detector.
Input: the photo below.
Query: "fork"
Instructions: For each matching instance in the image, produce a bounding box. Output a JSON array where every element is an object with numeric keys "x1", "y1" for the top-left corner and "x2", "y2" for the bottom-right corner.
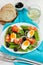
[{"x1": 0, "y1": 52, "x2": 43, "y2": 65}]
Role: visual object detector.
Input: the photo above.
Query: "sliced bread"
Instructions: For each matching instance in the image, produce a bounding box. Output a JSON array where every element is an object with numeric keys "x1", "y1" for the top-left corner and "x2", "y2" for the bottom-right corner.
[{"x1": 0, "y1": 3, "x2": 17, "y2": 22}]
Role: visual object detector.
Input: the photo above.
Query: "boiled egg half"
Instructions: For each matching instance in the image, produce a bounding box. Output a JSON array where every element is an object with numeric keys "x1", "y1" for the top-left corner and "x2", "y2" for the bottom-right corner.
[
  {"x1": 21, "y1": 40, "x2": 30, "y2": 50},
  {"x1": 10, "y1": 33, "x2": 16, "y2": 42},
  {"x1": 27, "y1": 30, "x2": 34, "y2": 38}
]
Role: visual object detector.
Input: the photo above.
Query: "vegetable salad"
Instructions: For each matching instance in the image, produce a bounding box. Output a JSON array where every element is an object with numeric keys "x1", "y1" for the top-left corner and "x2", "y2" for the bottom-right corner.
[{"x1": 5, "y1": 25, "x2": 39, "y2": 52}]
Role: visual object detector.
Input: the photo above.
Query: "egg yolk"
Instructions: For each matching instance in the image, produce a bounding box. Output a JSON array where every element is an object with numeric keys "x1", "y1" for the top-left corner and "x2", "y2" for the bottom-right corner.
[
  {"x1": 23, "y1": 40, "x2": 29, "y2": 46},
  {"x1": 30, "y1": 30, "x2": 34, "y2": 36},
  {"x1": 10, "y1": 33, "x2": 16, "y2": 39}
]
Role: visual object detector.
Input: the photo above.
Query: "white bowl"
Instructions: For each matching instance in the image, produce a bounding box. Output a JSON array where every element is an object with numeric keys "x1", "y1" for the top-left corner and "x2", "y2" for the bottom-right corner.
[{"x1": 0, "y1": 23, "x2": 41, "y2": 54}]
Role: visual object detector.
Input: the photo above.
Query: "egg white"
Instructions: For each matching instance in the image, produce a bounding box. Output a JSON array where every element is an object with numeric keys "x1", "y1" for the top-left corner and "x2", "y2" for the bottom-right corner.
[
  {"x1": 11, "y1": 38, "x2": 14, "y2": 42},
  {"x1": 27, "y1": 32, "x2": 31, "y2": 38},
  {"x1": 21, "y1": 45, "x2": 28, "y2": 50},
  {"x1": 27, "y1": 30, "x2": 34, "y2": 38}
]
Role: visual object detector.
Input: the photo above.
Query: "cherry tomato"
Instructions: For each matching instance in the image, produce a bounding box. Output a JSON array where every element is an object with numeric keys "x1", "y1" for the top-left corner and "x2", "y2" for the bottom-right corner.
[{"x1": 12, "y1": 25, "x2": 19, "y2": 33}]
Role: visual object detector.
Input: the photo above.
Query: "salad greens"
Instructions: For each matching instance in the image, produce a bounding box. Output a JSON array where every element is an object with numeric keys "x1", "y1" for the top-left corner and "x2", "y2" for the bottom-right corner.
[
  {"x1": 21, "y1": 25, "x2": 28, "y2": 31},
  {"x1": 6, "y1": 27, "x2": 12, "y2": 34},
  {"x1": 9, "y1": 44, "x2": 19, "y2": 49},
  {"x1": 19, "y1": 30, "x2": 24, "y2": 35},
  {"x1": 28, "y1": 42, "x2": 37, "y2": 50},
  {"x1": 19, "y1": 48, "x2": 29, "y2": 52},
  {"x1": 34, "y1": 30, "x2": 39, "y2": 41},
  {"x1": 16, "y1": 33, "x2": 21, "y2": 38}
]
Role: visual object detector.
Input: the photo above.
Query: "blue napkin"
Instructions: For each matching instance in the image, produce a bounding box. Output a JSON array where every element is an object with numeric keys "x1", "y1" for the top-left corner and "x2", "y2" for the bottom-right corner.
[{"x1": 0, "y1": 8, "x2": 43, "y2": 65}]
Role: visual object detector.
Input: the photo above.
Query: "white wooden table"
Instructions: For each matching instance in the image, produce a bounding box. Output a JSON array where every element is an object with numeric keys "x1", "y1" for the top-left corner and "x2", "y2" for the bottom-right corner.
[{"x1": 0, "y1": 0, "x2": 43, "y2": 65}]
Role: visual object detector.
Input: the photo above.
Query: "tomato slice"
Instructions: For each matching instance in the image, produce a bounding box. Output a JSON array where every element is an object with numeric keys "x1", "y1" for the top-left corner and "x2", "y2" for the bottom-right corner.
[
  {"x1": 6, "y1": 34, "x2": 10, "y2": 42},
  {"x1": 18, "y1": 38, "x2": 23, "y2": 44},
  {"x1": 12, "y1": 25, "x2": 19, "y2": 33},
  {"x1": 13, "y1": 39, "x2": 19, "y2": 44},
  {"x1": 26, "y1": 38, "x2": 36, "y2": 44},
  {"x1": 28, "y1": 26, "x2": 37, "y2": 31},
  {"x1": 14, "y1": 38, "x2": 23, "y2": 44}
]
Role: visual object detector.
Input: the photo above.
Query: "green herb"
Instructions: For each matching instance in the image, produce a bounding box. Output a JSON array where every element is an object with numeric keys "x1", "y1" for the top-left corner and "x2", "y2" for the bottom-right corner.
[
  {"x1": 19, "y1": 30, "x2": 24, "y2": 35},
  {"x1": 16, "y1": 33, "x2": 21, "y2": 38}
]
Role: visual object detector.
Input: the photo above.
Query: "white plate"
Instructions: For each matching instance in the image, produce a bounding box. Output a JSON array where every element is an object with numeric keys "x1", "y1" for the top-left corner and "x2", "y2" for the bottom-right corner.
[{"x1": 0, "y1": 23, "x2": 41, "y2": 54}]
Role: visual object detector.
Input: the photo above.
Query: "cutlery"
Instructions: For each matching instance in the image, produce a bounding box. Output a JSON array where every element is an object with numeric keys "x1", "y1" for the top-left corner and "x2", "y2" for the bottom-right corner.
[
  {"x1": 0, "y1": 55, "x2": 42, "y2": 65},
  {"x1": 0, "y1": 51, "x2": 43, "y2": 65}
]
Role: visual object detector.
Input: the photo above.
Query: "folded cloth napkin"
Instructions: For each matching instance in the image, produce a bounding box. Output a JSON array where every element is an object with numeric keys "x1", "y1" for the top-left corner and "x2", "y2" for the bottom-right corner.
[{"x1": 0, "y1": 8, "x2": 43, "y2": 65}]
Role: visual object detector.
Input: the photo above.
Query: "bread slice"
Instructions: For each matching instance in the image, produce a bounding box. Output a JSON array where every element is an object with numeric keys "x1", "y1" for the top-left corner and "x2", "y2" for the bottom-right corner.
[
  {"x1": 1, "y1": 4, "x2": 14, "y2": 10},
  {"x1": 0, "y1": 3, "x2": 17, "y2": 22},
  {"x1": 1, "y1": 4, "x2": 16, "y2": 12},
  {"x1": 0, "y1": 21, "x2": 6, "y2": 25},
  {"x1": 1, "y1": 9, "x2": 17, "y2": 22},
  {"x1": 0, "y1": 10, "x2": 1, "y2": 20}
]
